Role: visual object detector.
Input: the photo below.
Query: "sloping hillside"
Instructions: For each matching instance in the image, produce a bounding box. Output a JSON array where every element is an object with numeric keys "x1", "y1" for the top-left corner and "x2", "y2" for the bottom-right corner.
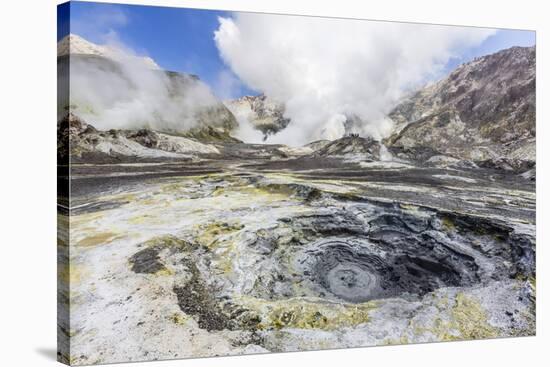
[{"x1": 386, "y1": 46, "x2": 535, "y2": 171}]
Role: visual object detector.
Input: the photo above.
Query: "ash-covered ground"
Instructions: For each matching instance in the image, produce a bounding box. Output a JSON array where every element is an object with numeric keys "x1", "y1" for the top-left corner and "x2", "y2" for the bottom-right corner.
[
  {"x1": 62, "y1": 138, "x2": 535, "y2": 365},
  {"x1": 57, "y1": 37, "x2": 536, "y2": 364}
]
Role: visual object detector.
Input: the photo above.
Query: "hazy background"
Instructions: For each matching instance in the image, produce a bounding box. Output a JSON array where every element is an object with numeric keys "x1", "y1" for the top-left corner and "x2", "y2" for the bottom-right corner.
[{"x1": 59, "y1": 2, "x2": 535, "y2": 145}]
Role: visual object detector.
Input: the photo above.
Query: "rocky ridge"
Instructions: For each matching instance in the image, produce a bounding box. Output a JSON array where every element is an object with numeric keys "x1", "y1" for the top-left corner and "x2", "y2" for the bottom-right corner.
[
  {"x1": 386, "y1": 46, "x2": 535, "y2": 171},
  {"x1": 58, "y1": 34, "x2": 160, "y2": 69},
  {"x1": 58, "y1": 113, "x2": 220, "y2": 163},
  {"x1": 224, "y1": 94, "x2": 290, "y2": 140},
  {"x1": 58, "y1": 35, "x2": 239, "y2": 143},
  {"x1": 315, "y1": 135, "x2": 382, "y2": 161}
]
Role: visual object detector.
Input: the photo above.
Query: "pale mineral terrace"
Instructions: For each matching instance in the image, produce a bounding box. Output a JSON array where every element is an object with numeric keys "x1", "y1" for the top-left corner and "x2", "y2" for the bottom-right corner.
[{"x1": 62, "y1": 153, "x2": 535, "y2": 365}]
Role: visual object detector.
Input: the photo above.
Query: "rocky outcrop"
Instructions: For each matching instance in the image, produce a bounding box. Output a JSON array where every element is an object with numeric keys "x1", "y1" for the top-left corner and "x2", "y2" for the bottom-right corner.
[
  {"x1": 385, "y1": 46, "x2": 535, "y2": 171},
  {"x1": 225, "y1": 94, "x2": 290, "y2": 140},
  {"x1": 304, "y1": 140, "x2": 331, "y2": 152},
  {"x1": 58, "y1": 34, "x2": 239, "y2": 141},
  {"x1": 164, "y1": 71, "x2": 239, "y2": 136},
  {"x1": 58, "y1": 33, "x2": 160, "y2": 69},
  {"x1": 59, "y1": 54, "x2": 238, "y2": 138},
  {"x1": 125, "y1": 129, "x2": 220, "y2": 155},
  {"x1": 315, "y1": 135, "x2": 382, "y2": 161},
  {"x1": 179, "y1": 125, "x2": 242, "y2": 144},
  {"x1": 59, "y1": 113, "x2": 220, "y2": 163}
]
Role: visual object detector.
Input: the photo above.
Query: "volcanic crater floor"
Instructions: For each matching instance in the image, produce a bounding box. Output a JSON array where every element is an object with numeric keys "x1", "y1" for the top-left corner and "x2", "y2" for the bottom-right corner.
[{"x1": 61, "y1": 159, "x2": 535, "y2": 365}]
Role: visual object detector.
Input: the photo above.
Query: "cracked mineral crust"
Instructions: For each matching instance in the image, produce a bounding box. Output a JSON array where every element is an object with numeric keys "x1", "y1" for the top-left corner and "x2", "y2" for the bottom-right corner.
[{"x1": 58, "y1": 38, "x2": 536, "y2": 365}]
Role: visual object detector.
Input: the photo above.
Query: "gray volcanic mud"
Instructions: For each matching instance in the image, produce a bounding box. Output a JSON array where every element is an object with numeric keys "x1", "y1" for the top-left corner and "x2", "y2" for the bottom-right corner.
[{"x1": 65, "y1": 146, "x2": 535, "y2": 364}]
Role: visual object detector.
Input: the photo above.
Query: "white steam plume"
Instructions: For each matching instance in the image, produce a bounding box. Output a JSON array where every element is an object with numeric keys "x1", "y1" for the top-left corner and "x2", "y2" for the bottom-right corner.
[
  {"x1": 229, "y1": 107, "x2": 266, "y2": 144},
  {"x1": 67, "y1": 35, "x2": 220, "y2": 132},
  {"x1": 214, "y1": 14, "x2": 495, "y2": 145}
]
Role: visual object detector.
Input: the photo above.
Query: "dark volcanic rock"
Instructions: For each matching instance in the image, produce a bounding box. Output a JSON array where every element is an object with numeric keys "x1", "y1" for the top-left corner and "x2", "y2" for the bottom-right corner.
[
  {"x1": 126, "y1": 129, "x2": 159, "y2": 148},
  {"x1": 386, "y1": 46, "x2": 535, "y2": 171},
  {"x1": 291, "y1": 199, "x2": 534, "y2": 303},
  {"x1": 172, "y1": 258, "x2": 233, "y2": 331},
  {"x1": 58, "y1": 112, "x2": 104, "y2": 162},
  {"x1": 315, "y1": 135, "x2": 382, "y2": 161},
  {"x1": 306, "y1": 240, "x2": 466, "y2": 303},
  {"x1": 61, "y1": 113, "x2": 226, "y2": 163},
  {"x1": 304, "y1": 139, "x2": 331, "y2": 152},
  {"x1": 180, "y1": 125, "x2": 242, "y2": 143},
  {"x1": 129, "y1": 247, "x2": 166, "y2": 274},
  {"x1": 128, "y1": 236, "x2": 234, "y2": 331},
  {"x1": 387, "y1": 145, "x2": 442, "y2": 163}
]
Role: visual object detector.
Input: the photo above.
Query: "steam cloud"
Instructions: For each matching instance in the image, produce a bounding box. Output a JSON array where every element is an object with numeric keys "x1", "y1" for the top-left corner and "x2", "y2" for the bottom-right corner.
[
  {"x1": 214, "y1": 14, "x2": 495, "y2": 145},
  {"x1": 68, "y1": 38, "x2": 220, "y2": 132}
]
